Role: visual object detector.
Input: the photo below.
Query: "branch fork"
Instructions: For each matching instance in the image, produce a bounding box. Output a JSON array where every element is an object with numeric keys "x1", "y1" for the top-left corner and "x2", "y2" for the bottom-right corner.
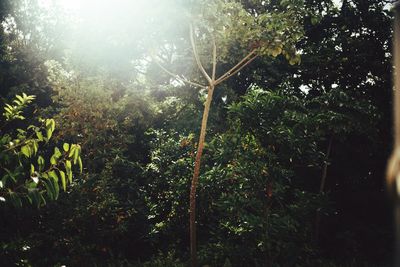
[{"x1": 155, "y1": 23, "x2": 259, "y2": 267}]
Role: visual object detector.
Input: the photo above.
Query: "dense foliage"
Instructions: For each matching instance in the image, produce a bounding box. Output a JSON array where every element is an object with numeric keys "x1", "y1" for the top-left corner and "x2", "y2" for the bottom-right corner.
[{"x1": 0, "y1": 0, "x2": 394, "y2": 266}]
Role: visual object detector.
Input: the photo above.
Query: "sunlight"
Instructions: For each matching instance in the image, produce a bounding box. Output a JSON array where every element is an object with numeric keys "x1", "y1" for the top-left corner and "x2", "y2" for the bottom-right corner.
[
  {"x1": 39, "y1": 0, "x2": 157, "y2": 21},
  {"x1": 39, "y1": 0, "x2": 81, "y2": 11},
  {"x1": 35, "y1": 0, "x2": 178, "y2": 70},
  {"x1": 332, "y1": 0, "x2": 342, "y2": 8}
]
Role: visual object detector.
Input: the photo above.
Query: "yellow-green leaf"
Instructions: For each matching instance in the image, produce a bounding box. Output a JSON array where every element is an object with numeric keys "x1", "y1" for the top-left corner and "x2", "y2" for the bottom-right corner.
[
  {"x1": 65, "y1": 160, "x2": 72, "y2": 171},
  {"x1": 59, "y1": 170, "x2": 66, "y2": 191},
  {"x1": 37, "y1": 156, "x2": 45, "y2": 170},
  {"x1": 48, "y1": 170, "x2": 58, "y2": 182},
  {"x1": 36, "y1": 131, "x2": 43, "y2": 141},
  {"x1": 63, "y1": 143, "x2": 70, "y2": 152},
  {"x1": 73, "y1": 147, "x2": 79, "y2": 164},
  {"x1": 54, "y1": 147, "x2": 62, "y2": 158},
  {"x1": 78, "y1": 156, "x2": 83, "y2": 173},
  {"x1": 68, "y1": 170, "x2": 73, "y2": 184},
  {"x1": 21, "y1": 145, "x2": 30, "y2": 158},
  {"x1": 68, "y1": 145, "x2": 76, "y2": 158},
  {"x1": 32, "y1": 141, "x2": 38, "y2": 155},
  {"x1": 50, "y1": 156, "x2": 57, "y2": 165}
]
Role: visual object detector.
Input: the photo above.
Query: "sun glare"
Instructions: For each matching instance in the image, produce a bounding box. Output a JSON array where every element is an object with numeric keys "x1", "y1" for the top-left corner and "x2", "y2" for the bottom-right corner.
[
  {"x1": 39, "y1": 0, "x2": 81, "y2": 11},
  {"x1": 39, "y1": 0, "x2": 156, "y2": 18},
  {"x1": 35, "y1": 0, "x2": 173, "y2": 63}
]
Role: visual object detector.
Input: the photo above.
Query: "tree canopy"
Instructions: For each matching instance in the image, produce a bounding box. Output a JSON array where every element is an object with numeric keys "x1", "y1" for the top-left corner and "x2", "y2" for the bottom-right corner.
[{"x1": 0, "y1": 0, "x2": 394, "y2": 266}]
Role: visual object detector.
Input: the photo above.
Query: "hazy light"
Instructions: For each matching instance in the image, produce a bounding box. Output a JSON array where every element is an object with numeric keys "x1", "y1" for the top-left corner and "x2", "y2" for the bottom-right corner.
[
  {"x1": 39, "y1": 0, "x2": 158, "y2": 24},
  {"x1": 39, "y1": 0, "x2": 81, "y2": 11},
  {"x1": 332, "y1": 0, "x2": 342, "y2": 8},
  {"x1": 33, "y1": 0, "x2": 183, "y2": 73}
]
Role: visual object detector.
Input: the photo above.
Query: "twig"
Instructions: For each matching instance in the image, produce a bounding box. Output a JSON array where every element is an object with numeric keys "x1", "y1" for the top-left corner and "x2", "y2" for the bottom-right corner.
[
  {"x1": 153, "y1": 58, "x2": 207, "y2": 89},
  {"x1": 215, "y1": 54, "x2": 258, "y2": 85},
  {"x1": 190, "y1": 24, "x2": 212, "y2": 84},
  {"x1": 211, "y1": 36, "x2": 217, "y2": 82},
  {"x1": 215, "y1": 49, "x2": 257, "y2": 85}
]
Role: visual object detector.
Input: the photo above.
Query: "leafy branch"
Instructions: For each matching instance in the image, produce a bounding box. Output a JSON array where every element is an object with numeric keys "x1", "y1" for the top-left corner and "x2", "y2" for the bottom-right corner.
[{"x1": 0, "y1": 94, "x2": 83, "y2": 208}]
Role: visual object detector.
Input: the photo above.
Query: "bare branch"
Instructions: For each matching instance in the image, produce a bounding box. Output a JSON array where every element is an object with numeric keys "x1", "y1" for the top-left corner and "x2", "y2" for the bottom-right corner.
[
  {"x1": 190, "y1": 24, "x2": 212, "y2": 84},
  {"x1": 215, "y1": 49, "x2": 257, "y2": 85},
  {"x1": 212, "y1": 36, "x2": 217, "y2": 82},
  {"x1": 215, "y1": 54, "x2": 258, "y2": 86},
  {"x1": 153, "y1": 58, "x2": 207, "y2": 89}
]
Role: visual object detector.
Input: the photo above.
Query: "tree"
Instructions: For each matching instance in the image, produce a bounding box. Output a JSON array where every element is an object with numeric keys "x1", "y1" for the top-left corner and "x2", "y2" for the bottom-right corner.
[{"x1": 152, "y1": 1, "x2": 306, "y2": 265}]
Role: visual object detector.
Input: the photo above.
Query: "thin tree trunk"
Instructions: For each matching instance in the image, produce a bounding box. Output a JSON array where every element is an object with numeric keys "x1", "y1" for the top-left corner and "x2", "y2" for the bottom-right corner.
[
  {"x1": 190, "y1": 84, "x2": 215, "y2": 267},
  {"x1": 315, "y1": 136, "x2": 333, "y2": 242},
  {"x1": 319, "y1": 136, "x2": 333, "y2": 194},
  {"x1": 157, "y1": 26, "x2": 257, "y2": 266},
  {"x1": 388, "y1": 3, "x2": 400, "y2": 266},
  {"x1": 264, "y1": 187, "x2": 273, "y2": 267}
]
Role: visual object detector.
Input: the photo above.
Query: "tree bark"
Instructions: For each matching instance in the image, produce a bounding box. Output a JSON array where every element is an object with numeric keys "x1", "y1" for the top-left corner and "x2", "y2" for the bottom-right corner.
[
  {"x1": 190, "y1": 85, "x2": 215, "y2": 267},
  {"x1": 158, "y1": 26, "x2": 257, "y2": 266}
]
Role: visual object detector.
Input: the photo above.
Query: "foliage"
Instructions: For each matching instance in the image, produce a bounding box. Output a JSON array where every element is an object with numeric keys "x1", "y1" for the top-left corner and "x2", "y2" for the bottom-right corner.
[
  {"x1": 142, "y1": 86, "x2": 333, "y2": 266},
  {"x1": 0, "y1": 93, "x2": 82, "y2": 207},
  {"x1": 189, "y1": 0, "x2": 305, "y2": 64},
  {"x1": 0, "y1": 0, "x2": 394, "y2": 266}
]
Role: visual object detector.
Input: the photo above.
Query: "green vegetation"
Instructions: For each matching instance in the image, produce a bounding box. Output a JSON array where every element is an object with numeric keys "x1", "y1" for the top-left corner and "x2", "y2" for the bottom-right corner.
[
  {"x1": 0, "y1": 93, "x2": 82, "y2": 207},
  {"x1": 0, "y1": 0, "x2": 393, "y2": 266}
]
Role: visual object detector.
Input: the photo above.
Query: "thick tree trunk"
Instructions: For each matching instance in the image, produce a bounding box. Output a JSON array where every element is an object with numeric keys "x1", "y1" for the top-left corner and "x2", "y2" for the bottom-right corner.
[{"x1": 190, "y1": 85, "x2": 215, "y2": 267}]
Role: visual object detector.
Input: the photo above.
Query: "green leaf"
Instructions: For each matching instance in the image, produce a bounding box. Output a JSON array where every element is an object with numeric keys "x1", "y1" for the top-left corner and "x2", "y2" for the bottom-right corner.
[
  {"x1": 28, "y1": 188, "x2": 41, "y2": 208},
  {"x1": 36, "y1": 131, "x2": 43, "y2": 141},
  {"x1": 65, "y1": 160, "x2": 72, "y2": 172},
  {"x1": 9, "y1": 192, "x2": 22, "y2": 208},
  {"x1": 43, "y1": 179, "x2": 54, "y2": 200},
  {"x1": 59, "y1": 170, "x2": 66, "y2": 192},
  {"x1": 39, "y1": 193, "x2": 46, "y2": 205},
  {"x1": 63, "y1": 143, "x2": 70, "y2": 152},
  {"x1": 48, "y1": 170, "x2": 58, "y2": 182},
  {"x1": 46, "y1": 171, "x2": 59, "y2": 200},
  {"x1": 30, "y1": 164, "x2": 35, "y2": 174},
  {"x1": 68, "y1": 145, "x2": 76, "y2": 158},
  {"x1": 21, "y1": 145, "x2": 31, "y2": 158},
  {"x1": 46, "y1": 119, "x2": 56, "y2": 132},
  {"x1": 67, "y1": 170, "x2": 73, "y2": 184},
  {"x1": 52, "y1": 177, "x2": 59, "y2": 200},
  {"x1": 32, "y1": 140, "x2": 38, "y2": 155},
  {"x1": 54, "y1": 147, "x2": 62, "y2": 158},
  {"x1": 46, "y1": 128, "x2": 53, "y2": 140},
  {"x1": 73, "y1": 147, "x2": 79, "y2": 164},
  {"x1": 45, "y1": 119, "x2": 56, "y2": 140},
  {"x1": 50, "y1": 155, "x2": 57, "y2": 165},
  {"x1": 16, "y1": 95, "x2": 24, "y2": 103},
  {"x1": 78, "y1": 156, "x2": 83, "y2": 173},
  {"x1": 37, "y1": 156, "x2": 45, "y2": 171}
]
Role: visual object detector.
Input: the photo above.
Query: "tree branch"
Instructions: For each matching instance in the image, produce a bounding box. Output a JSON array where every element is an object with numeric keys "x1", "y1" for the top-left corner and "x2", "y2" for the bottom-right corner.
[
  {"x1": 215, "y1": 49, "x2": 257, "y2": 85},
  {"x1": 190, "y1": 24, "x2": 212, "y2": 84},
  {"x1": 153, "y1": 58, "x2": 207, "y2": 89},
  {"x1": 215, "y1": 54, "x2": 258, "y2": 86},
  {"x1": 212, "y1": 36, "x2": 217, "y2": 82}
]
